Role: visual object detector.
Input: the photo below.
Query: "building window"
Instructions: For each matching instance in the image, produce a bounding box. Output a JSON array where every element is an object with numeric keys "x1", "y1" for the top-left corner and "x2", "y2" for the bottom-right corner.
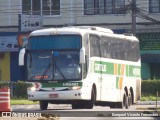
[
  {"x1": 42, "y1": 0, "x2": 50, "y2": 15},
  {"x1": 84, "y1": 0, "x2": 125, "y2": 15},
  {"x1": 33, "y1": 0, "x2": 41, "y2": 15},
  {"x1": 84, "y1": 0, "x2": 98, "y2": 15},
  {"x1": 22, "y1": 0, "x2": 60, "y2": 15},
  {"x1": 22, "y1": 0, "x2": 31, "y2": 14},
  {"x1": 114, "y1": 0, "x2": 125, "y2": 14},
  {"x1": 149, "y1": 0, "x2": 160, "y2": 13}
]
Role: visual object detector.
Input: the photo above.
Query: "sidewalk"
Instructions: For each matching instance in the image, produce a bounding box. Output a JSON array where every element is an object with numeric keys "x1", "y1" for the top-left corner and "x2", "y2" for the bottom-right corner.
[
  {"x1": 137, "y1": 101, "x2": 160, "y2": 105},
  {"x1": 133, "y1": 101, "x2": 160, "y2": 111}
]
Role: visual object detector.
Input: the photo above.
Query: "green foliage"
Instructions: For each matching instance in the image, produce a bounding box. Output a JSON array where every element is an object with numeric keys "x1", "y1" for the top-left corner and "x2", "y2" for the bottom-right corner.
[
  {"x1": 141, "y1": 95, "x2": 160, "y2": 101},
  {"x1": 13, "y1": 81, "x2": 32, "y2": 99},
  {"x1": 141, "y1": 80, "x2": 160, "y2": 96},
  {"x1": 11, "y1": 99, "x2": 38, "y2": 105},
  {"x1": 0, "y1": 82, "x2": 10, "y2": 88}
]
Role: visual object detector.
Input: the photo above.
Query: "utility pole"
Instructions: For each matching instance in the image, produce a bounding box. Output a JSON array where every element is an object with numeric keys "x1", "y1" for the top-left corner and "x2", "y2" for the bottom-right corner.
[{"x1": 132, "y1": 0, "x2": 136, "y2": 36}]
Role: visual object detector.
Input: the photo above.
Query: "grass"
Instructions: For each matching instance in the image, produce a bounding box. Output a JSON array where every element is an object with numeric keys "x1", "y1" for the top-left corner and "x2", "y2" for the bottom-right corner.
[
  {"x1": 11, "y1": 98, "x2": 39, "y2": 105},
  {"x1": 10, "y1": 95, "x2": 160, "y2": 105},
  {"x1": 141, "y1": 95, "x2": 160, "y2": 101}
]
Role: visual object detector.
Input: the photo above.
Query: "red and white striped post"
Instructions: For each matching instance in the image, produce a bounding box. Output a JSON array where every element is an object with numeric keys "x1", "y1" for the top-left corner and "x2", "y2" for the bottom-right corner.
[{"x1": 0, "y1": 87, "x2": 12, "y2": 112}]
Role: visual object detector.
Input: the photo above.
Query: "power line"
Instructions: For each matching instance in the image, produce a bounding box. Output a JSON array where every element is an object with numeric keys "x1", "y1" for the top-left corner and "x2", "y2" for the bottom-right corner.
[{"x1": 0, "y1": 1, "x2": 160, "y2": 25}]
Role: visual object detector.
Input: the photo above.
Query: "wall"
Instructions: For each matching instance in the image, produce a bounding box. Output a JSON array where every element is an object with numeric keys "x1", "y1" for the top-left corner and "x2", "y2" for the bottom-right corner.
[
  {"x1": 0, "y1": 52, "x2": 10, "y2": 81},
  {"x1": 0, "y1": 0, "x2": 20, "y2": 27},
  {"x1": 0, "y1": 0, "x2": 157, "y2": 27},
  {"x1": 0, "y1": 32, "x2": 25, "y2": 82},
  {"x1": 141, "y1": 63, "x2": 151, "y2": 80},
  {"x1": 10, "y1": 52, "x2": 25, "y2": 82}
]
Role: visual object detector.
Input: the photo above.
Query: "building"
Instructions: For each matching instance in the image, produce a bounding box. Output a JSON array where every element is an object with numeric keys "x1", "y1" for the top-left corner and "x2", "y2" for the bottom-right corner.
[{"x1": 0, "y1": 0, "x2": 160, "y2": 82}]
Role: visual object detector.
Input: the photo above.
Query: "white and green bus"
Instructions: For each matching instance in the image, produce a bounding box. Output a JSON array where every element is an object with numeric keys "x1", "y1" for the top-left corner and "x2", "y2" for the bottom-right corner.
[{"x1": 19, "y1": 26, "x2": 141, "y2": 110}]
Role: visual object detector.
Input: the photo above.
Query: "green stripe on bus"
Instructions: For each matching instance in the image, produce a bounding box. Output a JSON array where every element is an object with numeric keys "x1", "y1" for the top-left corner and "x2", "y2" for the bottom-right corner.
[
  {"x1": 94, "y1": 61, "x2": 140, "y2": 78},
  {"x1": 41, "y1": 82, "x2": 83, "y2": 88},
  {"x1": 94, "y1": 61, "x2": 114, "y2": 74},
  {"x1": 128, "y1": 65, "x2": 141, "y2": 77},
  {"x1": 116, "y1": 77, "x2": 119, "y2": 89},
  {"x1": 126, "y1": 65, "x2": 129, "y2": 77}
]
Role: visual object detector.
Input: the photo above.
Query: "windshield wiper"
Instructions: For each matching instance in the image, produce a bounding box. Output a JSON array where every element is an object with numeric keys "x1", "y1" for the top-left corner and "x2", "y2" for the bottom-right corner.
[
  {"x1": 39, "y1": 62, "x2": 52, "y2": 80},
  {"x1": 54, "y1": 63, "x2": 66, "y2": 80}
]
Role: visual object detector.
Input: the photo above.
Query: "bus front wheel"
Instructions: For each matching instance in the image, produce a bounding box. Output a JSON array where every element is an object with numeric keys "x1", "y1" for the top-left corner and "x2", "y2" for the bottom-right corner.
[
  {"x1": 72, "y1": 102, "x2": 83, "y2": 109},
  {"x1": 39, "y1": 101, "x2": 48, "y2": 110},
  {"x1": 86, "y1": 87, "x2": 96, "y2": 109}
]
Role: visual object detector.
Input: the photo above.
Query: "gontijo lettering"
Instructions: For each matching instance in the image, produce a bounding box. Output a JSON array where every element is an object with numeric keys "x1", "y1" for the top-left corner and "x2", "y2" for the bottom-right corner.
[{"x1": 95, "y1": 63, "x2": 107, "y2": 72}]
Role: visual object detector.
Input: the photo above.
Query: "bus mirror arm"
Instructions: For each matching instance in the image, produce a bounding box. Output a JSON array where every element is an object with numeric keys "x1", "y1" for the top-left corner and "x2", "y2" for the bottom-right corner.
[
  {"x1": 80, "y1": 47, "x2": 85, "y2": 64},
  {"x1": 19, "y1": 48, "x2": 26, "y2": 66}
]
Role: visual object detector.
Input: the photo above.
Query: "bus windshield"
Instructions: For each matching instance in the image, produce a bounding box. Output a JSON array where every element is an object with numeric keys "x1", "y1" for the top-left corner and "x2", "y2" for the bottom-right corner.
[
  {"x1": 27, "y1": 51, "x2": 81, "y2": 81},
  {"x1": 28, "y1": 35, "x2": 81, "y2": 50}
]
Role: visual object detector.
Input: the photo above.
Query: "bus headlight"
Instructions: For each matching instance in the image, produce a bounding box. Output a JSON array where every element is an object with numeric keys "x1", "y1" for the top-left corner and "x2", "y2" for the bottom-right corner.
[
  {"x1": 70, "y1": 86, "x2": 81, "y2": 90},
  {"x1": 28, "y1": 87, "x2": 39, "y2": 91}
]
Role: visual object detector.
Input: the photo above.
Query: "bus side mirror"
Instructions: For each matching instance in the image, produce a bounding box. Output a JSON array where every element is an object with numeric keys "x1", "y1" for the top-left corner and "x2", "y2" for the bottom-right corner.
[
  {"x1": 19, "y1": 48, "x2": 26, "y2": 66},
  {"x1": 80, "y1": 47, "x2": 85, "y2": 64}
]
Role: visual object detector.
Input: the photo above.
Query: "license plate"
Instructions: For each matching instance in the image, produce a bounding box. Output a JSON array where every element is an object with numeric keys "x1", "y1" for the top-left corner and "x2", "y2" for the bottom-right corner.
[{"x1": 49, "y1": 94, "x2": 58, "y2": 98}]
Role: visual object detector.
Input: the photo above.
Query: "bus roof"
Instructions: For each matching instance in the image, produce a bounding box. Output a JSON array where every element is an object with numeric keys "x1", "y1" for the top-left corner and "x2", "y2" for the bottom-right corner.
[{"x1": 29, "y1": 26, "x2": 138, "y2": 42}]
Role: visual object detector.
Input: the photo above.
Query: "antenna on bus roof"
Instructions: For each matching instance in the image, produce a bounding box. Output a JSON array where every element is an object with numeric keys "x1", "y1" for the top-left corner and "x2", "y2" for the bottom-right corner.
[
  {"x1": 91, "y1": 27, "x2": 96, "y2": 30},
  {"x1": 123, "y1": 33, "x2": 134, "y2": 36},
  {"x1": 79, "y1": 26, "x2": 113, "y2": 34}
]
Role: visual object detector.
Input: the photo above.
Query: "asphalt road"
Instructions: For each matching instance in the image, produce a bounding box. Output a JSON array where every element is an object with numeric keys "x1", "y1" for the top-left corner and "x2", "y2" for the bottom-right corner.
[
  {"x1": 11, "y1": 101, "x2": 160, "y2": 111},
  {"x1": 1, "y1": 101, "x2": 160, "y2": 120}
]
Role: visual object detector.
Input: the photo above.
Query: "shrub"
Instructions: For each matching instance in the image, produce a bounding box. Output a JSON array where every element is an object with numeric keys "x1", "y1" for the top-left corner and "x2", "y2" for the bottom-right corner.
[
  {"x1": 0, "y1": 81, "x2": 31, "y2": 99},
  {"x1": 141, "y1": 80, "x2": 160, "y2": 96},
  {"x1": 13, "y1": 81, "x2": 32, "y2": 98},
  {"x1": 0, "y1": 82, "x2": 10, "y2": 88}
]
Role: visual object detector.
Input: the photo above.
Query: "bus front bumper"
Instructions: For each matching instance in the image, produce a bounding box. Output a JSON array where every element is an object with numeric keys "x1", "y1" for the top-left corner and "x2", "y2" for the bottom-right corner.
[{"x1": 27, "y1": 88, "x2": 89, "y2": 101}]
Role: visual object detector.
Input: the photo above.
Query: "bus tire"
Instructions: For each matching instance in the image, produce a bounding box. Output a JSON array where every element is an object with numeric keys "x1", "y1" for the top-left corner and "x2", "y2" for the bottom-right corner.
[
  {"x1": 72, "y1": 101, "x2": 86, "y2": 109},
  {"x1": 109, "y1": 103, "x2": 117, "y2": 108},
  {"x1": 86, "y1": 87, "x2": 95, "y2": 109},
  {"x1": 128, "y1": 91, "x2": 132, "y2": 107},
  {"x1": 117, "y1": 91, "x2": 128, "y2": 109},
  {"x1": 72, "y1": 102, "x2": 81, "y2": 109},
  {"x1": 125, "y1": 95, "x2": 129, "y2": 109},
  {"x1": 39, "y1": 101, "x2": 48, "y2": 110}
]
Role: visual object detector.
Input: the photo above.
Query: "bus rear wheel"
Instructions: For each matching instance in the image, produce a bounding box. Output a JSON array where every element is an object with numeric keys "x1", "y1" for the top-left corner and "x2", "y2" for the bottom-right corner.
[
  {"x1": 39, "y1": 101, "x2": 48, "y2": 110},
  {"x1": 117, "y1": 91, "x2": 128, "y2": 109},
  {"x1": 128, "y1": 91, "x2": 132, "y2": 107}
]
